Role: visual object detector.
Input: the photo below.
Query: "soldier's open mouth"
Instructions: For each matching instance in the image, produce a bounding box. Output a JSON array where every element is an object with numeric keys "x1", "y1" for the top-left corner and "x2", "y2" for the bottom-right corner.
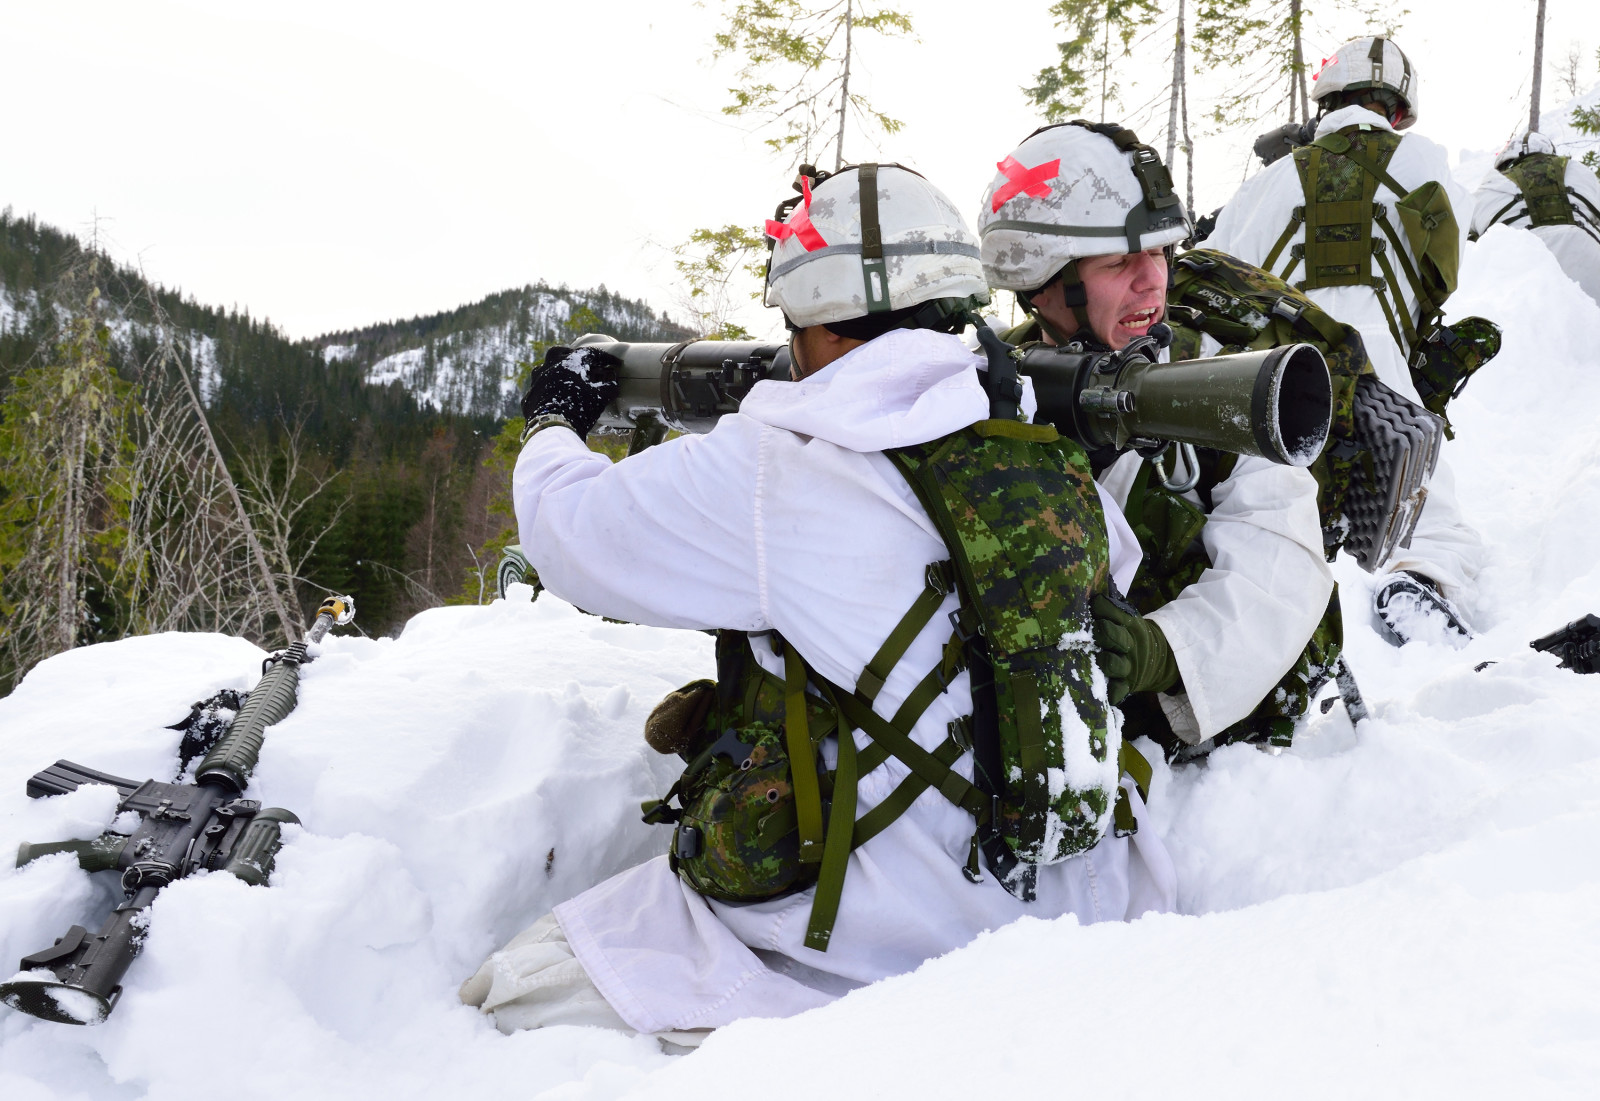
[{"x1": 1118, "y1": 307, "x2": 1160, "y2": 335}]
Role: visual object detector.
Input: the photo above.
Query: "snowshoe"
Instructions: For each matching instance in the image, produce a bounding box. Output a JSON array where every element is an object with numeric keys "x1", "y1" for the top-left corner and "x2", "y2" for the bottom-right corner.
[{"x1": 1372, "y1": 571, "x2": 1472, "y2": 648}]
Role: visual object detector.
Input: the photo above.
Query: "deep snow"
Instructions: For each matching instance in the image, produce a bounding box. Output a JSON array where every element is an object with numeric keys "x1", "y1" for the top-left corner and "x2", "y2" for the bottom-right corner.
[{"x1": 3, "y1": 227, "x2": 1599, "y2": 1098}]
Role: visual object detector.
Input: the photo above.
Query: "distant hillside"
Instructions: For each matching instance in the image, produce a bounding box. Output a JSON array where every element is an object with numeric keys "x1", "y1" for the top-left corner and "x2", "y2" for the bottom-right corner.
[{"x1": 306, "y1": 284, "x2": 695, "y2": 419}]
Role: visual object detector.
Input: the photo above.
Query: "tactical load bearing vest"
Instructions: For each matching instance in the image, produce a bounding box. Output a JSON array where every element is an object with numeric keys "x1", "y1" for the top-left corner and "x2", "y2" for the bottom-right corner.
[
  {"x1": 1479, "y1": 153, "x2": 1600, "y2": 244},
  {"x1": 1261, "y1": 125, "x2": 1465, "y2": 409},
  {"x1": 642, "y1": 420, "x2": 1148, "y2": 951}
]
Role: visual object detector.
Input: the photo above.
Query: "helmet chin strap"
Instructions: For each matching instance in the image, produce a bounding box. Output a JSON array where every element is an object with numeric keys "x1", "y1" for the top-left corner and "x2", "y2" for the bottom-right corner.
[{"x1": 1017, "y1": 260, "x2": 1094, "y2": 346}]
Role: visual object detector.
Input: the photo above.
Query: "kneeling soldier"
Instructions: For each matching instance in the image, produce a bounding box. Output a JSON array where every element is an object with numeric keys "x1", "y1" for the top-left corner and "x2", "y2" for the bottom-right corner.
[{"x1": 461, "y1": 164, "x2": 1175, "y2": 1043}]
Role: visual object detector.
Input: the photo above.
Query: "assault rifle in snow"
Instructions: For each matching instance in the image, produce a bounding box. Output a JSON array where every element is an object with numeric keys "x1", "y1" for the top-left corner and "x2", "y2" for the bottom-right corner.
[
  {"x1": 1530, "y1": 613, "x2": 1600, "y2": 674},
  {"x1": 575, "y1": 327, "x2": 1332, "y2": 469},
  {"x1": 0, "y1": 595, "x2": 355, "y2": 1025}
]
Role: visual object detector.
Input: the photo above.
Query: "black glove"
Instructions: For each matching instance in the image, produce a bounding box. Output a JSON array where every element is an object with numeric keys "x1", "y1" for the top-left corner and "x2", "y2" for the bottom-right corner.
[
  {"x1": 521, "y1": 345, "x2": 622, "y2": 438},
  {"x1": 1092, "y1": 594, "x2": 1179, "y2": 704}
]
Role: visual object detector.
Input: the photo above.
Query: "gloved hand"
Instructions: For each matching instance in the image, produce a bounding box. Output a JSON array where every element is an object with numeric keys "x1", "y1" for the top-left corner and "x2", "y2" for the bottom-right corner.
[
  {"x1": 1091, "y1": 594, "x2": 1179, "y2": 704},
  {"x1": 520, "y1": 345, "x2": 622, "y2": 438}
]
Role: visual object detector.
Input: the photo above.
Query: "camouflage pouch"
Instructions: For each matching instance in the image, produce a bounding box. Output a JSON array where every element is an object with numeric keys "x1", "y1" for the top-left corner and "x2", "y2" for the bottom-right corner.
[
  {"x1": 1410, "y1": 316, "x2": 1503, "y2": 427},
  {"x1": 642, "y1": 632, "x2": 837, "y2": 905},
  {"x1": 889, "y1": 419, "x2": 1114, "y2": 898}
]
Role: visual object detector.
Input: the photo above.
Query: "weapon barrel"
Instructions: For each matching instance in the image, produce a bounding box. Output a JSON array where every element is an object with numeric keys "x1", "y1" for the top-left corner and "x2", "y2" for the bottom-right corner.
[
  {"x1": 1021, "y1": 341, "x2": 1332, "y2": 466},
  {"x1": 571, "y1": 334, "x2": 791, "y2": 434},
  {"x1": 193, "y1": 595, "x2": 353, "y2": 793},
  {"x1": 568, "y1": 332, "x2": 1330, "y2": 466}
]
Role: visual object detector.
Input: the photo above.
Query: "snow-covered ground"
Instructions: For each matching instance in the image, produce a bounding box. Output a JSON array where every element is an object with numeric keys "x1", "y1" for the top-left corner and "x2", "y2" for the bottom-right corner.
[{"x1": 3, "y1": 228, "x2": 1600, "y2": 1098}]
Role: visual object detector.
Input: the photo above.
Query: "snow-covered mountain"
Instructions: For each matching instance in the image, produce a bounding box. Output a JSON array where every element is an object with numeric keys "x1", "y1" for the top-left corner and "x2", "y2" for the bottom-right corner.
[
  {"x1": 2, "y1": 228, "x2": 1598, "y2": 1097},
  {"x1": 306, "y1": 285, "x2": 695, "y2": 420}
]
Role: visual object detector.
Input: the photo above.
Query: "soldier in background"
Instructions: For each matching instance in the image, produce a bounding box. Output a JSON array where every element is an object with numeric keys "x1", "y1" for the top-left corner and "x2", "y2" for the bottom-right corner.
[
  {"x1": 1471, "y1": 132, "x2": 1600, "y2": 304},
  {"x1": 1206, "y1": 36, "x2": 1485, "y2": 647}
]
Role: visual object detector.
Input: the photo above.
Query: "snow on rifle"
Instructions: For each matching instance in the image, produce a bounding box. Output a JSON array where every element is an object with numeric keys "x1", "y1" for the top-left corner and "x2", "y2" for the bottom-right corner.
[
  {"x1": 0, "y1": 595, "x2": 356, "y2": 1025},
  {"x1": 574, "y1": 326, "x2": 1332, "y2": 467}
]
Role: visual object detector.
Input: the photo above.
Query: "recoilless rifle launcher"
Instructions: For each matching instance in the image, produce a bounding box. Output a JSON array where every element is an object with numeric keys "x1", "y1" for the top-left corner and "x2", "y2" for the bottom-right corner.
[
  {"x1": 0, "y1": 594, "x2": 356, "y2": 1025},
  {"x1": 575, "y1": 327, "x2": 1333, "y2": 469}
]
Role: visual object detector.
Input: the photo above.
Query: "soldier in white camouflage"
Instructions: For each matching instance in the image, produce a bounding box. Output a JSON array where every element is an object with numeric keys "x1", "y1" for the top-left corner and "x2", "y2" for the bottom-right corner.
[{"x1": 979, "y1": 121, "x2": 1335, "y2": 756}]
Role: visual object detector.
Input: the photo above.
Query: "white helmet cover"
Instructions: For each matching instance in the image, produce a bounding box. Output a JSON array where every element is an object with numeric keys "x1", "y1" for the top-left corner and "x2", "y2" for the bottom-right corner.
[
  {"x1": 1495, "y1": 130, "x2": 1557, "y2": 168},
  {"x1": 763, "y1": 164, "x2": 988, "y2": 329},
  {"x1": 1312, "y1": 36, "x2": 1419, "y2": 130},
  {"x1": 977, "y1": 123, "x2": 1190, "y2": 293}
]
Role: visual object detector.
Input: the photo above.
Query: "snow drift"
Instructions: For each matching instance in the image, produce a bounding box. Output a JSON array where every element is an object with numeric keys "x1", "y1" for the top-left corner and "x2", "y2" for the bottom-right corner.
[{"x1": 3, "y1": 227, "x2": 1600, "y2": 1098}]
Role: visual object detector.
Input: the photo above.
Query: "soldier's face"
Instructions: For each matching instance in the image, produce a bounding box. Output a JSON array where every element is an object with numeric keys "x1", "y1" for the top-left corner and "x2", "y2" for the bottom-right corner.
[{"x1": 1078, "y1": 248, "x2": 1168, "y2": 349}]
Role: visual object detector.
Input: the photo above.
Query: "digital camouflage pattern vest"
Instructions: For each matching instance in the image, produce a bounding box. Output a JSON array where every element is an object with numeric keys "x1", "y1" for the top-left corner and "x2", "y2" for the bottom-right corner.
[
  {"x1": 643, "y1": 418, "x2": 1130, "y2": 950},
  {"x1": 1501, "y1": 154, "x2": 1577, "y2": 227},
  {"x1": 1262, "y1": 125, "x2": 1460, "y2": 376}
]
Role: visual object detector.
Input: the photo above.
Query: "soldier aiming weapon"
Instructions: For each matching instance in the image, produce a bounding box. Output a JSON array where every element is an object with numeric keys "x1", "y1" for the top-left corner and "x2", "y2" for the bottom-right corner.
[{"x1": 0, "y1": 594, "x2": 355, "y2": 1025}]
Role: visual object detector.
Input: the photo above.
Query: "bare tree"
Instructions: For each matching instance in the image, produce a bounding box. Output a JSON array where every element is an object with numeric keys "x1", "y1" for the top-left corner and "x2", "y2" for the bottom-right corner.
[
  {"x1": 1557, "y1": 42, "x2": 1585, "y2": 100},
  {"x1": 1531, "y1": 0, "x2": 1547, "y2": 130}
]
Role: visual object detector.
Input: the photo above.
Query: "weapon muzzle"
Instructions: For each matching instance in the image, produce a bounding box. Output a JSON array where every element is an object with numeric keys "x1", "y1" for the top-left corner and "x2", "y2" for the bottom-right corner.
[{"x1": 1022, "y1": 341, "x2": 1332, "y2": 466}]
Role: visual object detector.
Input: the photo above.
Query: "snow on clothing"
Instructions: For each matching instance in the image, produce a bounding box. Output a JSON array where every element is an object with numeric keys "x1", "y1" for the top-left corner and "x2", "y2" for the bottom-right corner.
[
  {"x1": 1206, "y1": 105, "x2": 1486, "y2": 608},
  {"x1": 506, "y1": 328, "x2": 1174, "y2": 1034},
  {"x1": 1470, "y1": 158, "x2": 1600, "y2": 305}
]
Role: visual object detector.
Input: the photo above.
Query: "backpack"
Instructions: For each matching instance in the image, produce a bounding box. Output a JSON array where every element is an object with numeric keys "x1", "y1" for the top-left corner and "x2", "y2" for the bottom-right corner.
[
  {"x1": 1477, "y1": 153, "x2": 1600, "y2": 246},
  {"x1": 1261, "y1": 124, "x2": 1461, "y2": 382},
  {"x1": 641, "y1": 418, "x2": 1146, "y2": 950}
]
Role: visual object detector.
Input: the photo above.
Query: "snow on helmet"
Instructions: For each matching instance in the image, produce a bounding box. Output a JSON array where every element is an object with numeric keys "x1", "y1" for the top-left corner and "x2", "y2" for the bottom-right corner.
[
  {"x1": 976, "y1": 121, "x2": 1189, "y2": 294},
  {"x1": 1495, "y1": 130, "x2": 1558, "y2": 168},
  {"x1": 1311, "y1": 36, "x2": 1419, "y2": 130},
  {"x1": 762, "y1": 163, "x2": 988, "y2": 330}
]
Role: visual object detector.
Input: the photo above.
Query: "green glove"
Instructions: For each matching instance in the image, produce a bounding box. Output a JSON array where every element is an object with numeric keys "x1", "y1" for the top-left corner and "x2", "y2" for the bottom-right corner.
[{"x1": 1092, "y1": 594, "x2": 1179, "y2": 704}]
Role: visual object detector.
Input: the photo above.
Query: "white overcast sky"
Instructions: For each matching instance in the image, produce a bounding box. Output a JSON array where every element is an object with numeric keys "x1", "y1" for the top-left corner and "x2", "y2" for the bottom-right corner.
[{"x1": 0, "y1": 0, "x2": 1592, "y2": 339}]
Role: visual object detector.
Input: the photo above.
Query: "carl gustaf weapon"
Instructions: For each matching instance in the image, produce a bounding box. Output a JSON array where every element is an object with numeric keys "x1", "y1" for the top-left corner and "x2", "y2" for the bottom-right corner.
[
  {"x1": 572, "y1": 328, "x2": 1333, "y2": 469},
  {"x1": 0, "y1": 595, "x2": 355, "y2": 1024},
  {"x1": 1530, "y1": 614, "x2": 1600, "y2": 674}
]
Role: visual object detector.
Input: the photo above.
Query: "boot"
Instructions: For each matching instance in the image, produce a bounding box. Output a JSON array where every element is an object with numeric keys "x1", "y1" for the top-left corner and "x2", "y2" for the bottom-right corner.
[{"x1": 1372, "y1": 571, "x2": 1472, "y2": 647}]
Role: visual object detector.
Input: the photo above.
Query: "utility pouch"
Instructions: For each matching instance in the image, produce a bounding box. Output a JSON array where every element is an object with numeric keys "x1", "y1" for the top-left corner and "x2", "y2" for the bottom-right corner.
[
  {"x1": 1393, "y1": 179, "x2": 1460, "y2": 300},
  {"x1": 643, "y1": 679, "x2": 716, "y2": 755},
  {"x1": 641, "y1": 633, "x2": 836, "y2": 905},
  {"x1": 1410, "y1": 316, "x2": 1502, "y2": 425}
]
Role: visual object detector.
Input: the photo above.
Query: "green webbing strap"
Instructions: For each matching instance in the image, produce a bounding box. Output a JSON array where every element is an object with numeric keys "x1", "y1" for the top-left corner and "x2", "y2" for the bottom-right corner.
[
  {"x1": 859, "y1": 163, "x2": 891, "y2": 315},
  {"x1": 1484, "y1": 194, "x2": 1522, "y2": 231},
  {"x1": 1262, "y1": 208, "x2": 1303, "y2": 278},
  {"x1": 783, "y1": 645, "x2": 826, "y2": 865},
  {"x1": 1111, "y1": 740, "x2": 1154, "y2": 836},
  {"x1": 850, "y1": 734, "x2": 967, "y2": 848},
  {"x1": 1369, "y1": 235, "x2": 1419, "y2": 351},
  {"x1": 805, "y1": 683, "x2": 859, "y2": 952},
  {"x1": 1370, "y1": 276, "x2": 1409, "y2": 359},
  {"x1": 1012, "y1": 672, "x2": 1048, "y2": 824},
  {"x1": 855, "y1": 560, "x2": 955, "y2": 701},
  {"x1": 831, "y1": 691, "x2": 988, "y2": 818},
  {"x1": 1299, "y1": 140, "x2": 1382, "y2": 291}
]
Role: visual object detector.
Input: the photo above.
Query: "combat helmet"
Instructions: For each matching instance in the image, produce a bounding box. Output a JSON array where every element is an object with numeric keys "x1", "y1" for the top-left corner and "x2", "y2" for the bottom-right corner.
[
  {"x1": 976, "y1": 122, "x2": 1189, "y2": 342},
  {"x1": 763, "y1": 163, "x2": 988, "y2": 337},
  {"x1": 1312, "y1": 36, "x2": 1419, "y2": 130},
  {"x1": 1495, "y1": 130, "x2": 1557, "y2": 169}
]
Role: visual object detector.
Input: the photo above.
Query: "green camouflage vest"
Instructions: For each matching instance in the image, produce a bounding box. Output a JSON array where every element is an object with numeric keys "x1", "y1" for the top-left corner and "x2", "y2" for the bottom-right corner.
[
  {"x1": 1502, "y1": 154, "x2": 1575, "y2": 227},
  {"x1": 1262, "y1": 125, "x2": 1460, "y2": 369},
  {"x1": 642, "y1": 419, "x2": 1127, "y2": 949}
]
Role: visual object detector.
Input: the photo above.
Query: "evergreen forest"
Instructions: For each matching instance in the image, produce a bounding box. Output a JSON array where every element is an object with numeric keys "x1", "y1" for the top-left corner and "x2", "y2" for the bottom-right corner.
[{"x1": 0, "y1": 207, "x2": 693, "y2": 694}]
